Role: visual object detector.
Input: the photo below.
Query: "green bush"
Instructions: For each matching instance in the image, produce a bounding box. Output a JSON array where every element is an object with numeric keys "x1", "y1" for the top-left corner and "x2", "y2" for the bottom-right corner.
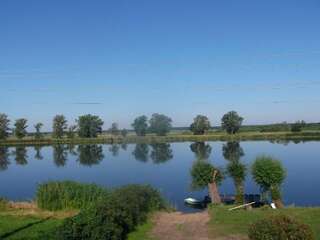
[
  {"x1": 248, "y1": 215, "x2": 315, "y2": 240},
  {"x1": 36, "y1": 181, "x2": 109, "y2": 211},
  {"x1": 55, "y1": 184, "x2": 165, "y2": 240}
]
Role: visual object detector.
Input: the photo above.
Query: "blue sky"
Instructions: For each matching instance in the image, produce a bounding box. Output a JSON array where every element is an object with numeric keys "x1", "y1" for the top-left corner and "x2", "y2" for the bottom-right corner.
[{"x1": 1, "y1": 0, "x2": 320, "y2": 130}]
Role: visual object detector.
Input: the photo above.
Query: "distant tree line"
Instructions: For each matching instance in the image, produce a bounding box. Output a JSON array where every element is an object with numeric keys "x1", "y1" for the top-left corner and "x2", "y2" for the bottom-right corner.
[{"x1": 0, "y1": 111, "x2": 311, "y2": 140}]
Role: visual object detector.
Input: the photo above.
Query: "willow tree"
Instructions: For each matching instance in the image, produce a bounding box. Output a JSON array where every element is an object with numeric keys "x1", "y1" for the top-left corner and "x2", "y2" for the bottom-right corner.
[
  {"x1": 52, "y1": 115, "x2": 67, "y2": 138},
  {"x1": 14, "y1": 118, "x2": 28, "y2": 139},
  {"x1": 190, "y1": 115, "x2": 211, "y2": 135},
  {"x1": 252, "y1": 155, "x2": 286, "y2": 208},
  {"x1": 0, "y1": 114, "x2": 10, "y2": 140},
  {"x1": 190, "y1": 161, "x2": 223, "y2": 204},
  {"x1": 221, "y1": 111, "x2": 243, "y2": 134},
  {"x1": 223, "y1": 141, "x2": 247, "y2": 204}
]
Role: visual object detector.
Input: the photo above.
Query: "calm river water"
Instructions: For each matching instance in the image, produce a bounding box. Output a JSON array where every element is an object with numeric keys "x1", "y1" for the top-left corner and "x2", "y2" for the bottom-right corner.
[{"x1": 0, "y1": 140, "x2": 319, "y2": 212}]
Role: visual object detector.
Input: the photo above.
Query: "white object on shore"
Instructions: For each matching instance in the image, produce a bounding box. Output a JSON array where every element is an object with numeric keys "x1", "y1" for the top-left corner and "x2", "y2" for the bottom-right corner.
[
  {"x1": 270, "y1": 203, "x2": 277, "y2": 209},
  {"x1": 184, "y1": 198, "x2": 202, "y2": 205}
]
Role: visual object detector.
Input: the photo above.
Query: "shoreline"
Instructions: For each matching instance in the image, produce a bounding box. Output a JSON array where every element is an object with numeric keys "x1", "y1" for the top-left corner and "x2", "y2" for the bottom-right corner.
[{"x1": 1, "y1": 131, "x2": 320, "y2": 146}]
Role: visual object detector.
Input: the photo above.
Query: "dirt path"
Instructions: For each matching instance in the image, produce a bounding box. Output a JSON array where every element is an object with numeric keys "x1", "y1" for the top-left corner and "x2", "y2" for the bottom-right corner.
[
  {"x1": 151, "y1": 211, "x2": 210, "y2": 240},
  {"x1": 151, "y1": 211, "x2": 247, "y2": 240}
]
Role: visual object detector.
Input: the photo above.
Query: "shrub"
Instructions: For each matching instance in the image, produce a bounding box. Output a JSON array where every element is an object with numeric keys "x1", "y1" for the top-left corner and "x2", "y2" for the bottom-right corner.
[
  {"x1": 248, "y1": 215, "x2": 315, "y2": 240},
  {"x1": 55, "y1": 184, "x2": 165, "y2": 240},
  {"x1": 36, "y1": 181, "x2": 109, "y2": 211}
]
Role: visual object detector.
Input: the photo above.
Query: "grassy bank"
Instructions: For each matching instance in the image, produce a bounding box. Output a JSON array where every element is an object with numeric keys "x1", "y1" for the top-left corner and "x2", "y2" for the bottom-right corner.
[
  {"x1": 209, "y1": 205, "x2": 320, "y2": 239},
  {"x1": 1, "y1": 131, "x2": 320, "y2": 146}
]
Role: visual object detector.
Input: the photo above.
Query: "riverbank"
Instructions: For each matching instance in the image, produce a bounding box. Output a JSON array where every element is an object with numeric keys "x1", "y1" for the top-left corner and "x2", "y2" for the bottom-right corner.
[
  {"x1": 1, "y1": 202, "x2": 320, "y2": 239},
  {"x1": 1, "y1": 131, "x2": 320, "y2": 146}
]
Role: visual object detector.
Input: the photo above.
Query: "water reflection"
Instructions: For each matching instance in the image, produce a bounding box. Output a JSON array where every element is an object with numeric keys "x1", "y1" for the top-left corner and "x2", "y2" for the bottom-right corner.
[
  {"x1": 53, "y1": 145, "x2": 68, "y2": 167},
  {"x1": 222, "y1": 141, "x2": 247, "y2": 204},
  {"x1": 77, "y1": 144, "x2": 104, "y2": 166},
  {"x1": 34, "y1": 146, "x2": 44, "y2": 160},
  {"x1": 121, "y1": 143, "x2": 128, "y2": 151},
  {"x1": 13, "y1": 146, "x2": 28, "y2": 165},
  {"x1": 109, "y1": 144, "x2": 120, "y2": 157},
  {"x1": 67, "y1": 144, "x2": 78, "y2": 156},
  {"x1": 0, "y1": 147, "x2": 10, "y2": 171},
  {"x1": 132, "y1": 144, "x2": 149, "y2": 162},
  {"x1": 150, "y1": 143, "x2": 173, "y2": 164},
  {"x1": 190, "y1": 142, "x2": 212, "y2": 160}
]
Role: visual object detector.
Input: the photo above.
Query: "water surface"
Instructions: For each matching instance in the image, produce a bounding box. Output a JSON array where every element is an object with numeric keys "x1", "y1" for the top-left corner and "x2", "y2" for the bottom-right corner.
[{"x1": 0, "y1": 141, "x2": 319, "y2": 212}]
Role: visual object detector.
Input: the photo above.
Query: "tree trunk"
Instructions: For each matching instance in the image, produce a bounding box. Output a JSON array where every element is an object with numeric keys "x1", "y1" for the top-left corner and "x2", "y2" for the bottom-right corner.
[
  {"x1": 208, "y1": 170, "x2": 222, "y2": 204},
  {"x1": 274, "y1": 199, "x2": 284, "y2": 208}
]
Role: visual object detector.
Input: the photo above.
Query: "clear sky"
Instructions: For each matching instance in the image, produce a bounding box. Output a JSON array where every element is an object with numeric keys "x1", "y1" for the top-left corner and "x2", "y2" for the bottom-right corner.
[{"x1": 1, "y1": 0, "x2": 320, "y2": 130}]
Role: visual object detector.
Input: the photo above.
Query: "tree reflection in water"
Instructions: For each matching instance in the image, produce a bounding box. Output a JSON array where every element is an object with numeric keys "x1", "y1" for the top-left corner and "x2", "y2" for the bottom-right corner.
[
  {"x1": 132, "y1": 144, "x2": 149, "y2": 162},
  {"x1": 77, "y1": 144, "x2": 104, "y2": 166},
  {"x1": 190, "y1": 142, "x2": 212, "y2": 160},
  {"x1": 150, "y1": 143, "x2": 173, "y2": 164},
  {"x1": 53, "y1": 144, "x2": 68, "y2": 167},
  {"x1": 222, "y1": 141, "x2": 247, "y2": 204},
  {"x1": 34, "y1": 145, "x2": 43, "y2": 160},
  {"x1": 109, "y1": 144, "x2": 120, "y2": 157},
  {"x1": 13, "y1": 146, "x2": 28, "y2": 165},
  {"x1": 0, "y1": 147, "x2": 10, "y2": 171}
]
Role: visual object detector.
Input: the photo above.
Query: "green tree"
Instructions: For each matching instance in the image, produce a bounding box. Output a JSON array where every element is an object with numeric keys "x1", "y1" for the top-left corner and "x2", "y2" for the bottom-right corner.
[
  {"x1": 223, "y1": 141, "x2": 246, "y2": 204},
  {"x1": 149, "y1": 113, "x2": 172, "y2": 136},
  {"x1": 0, "y1": 114, "x2": 10, "y2": 140},
  {"x1": 190, "y1": 161, "x2": 223, "y2": 204},
  {"x1": 221, "y1": 111, "x2": 243, "y2": 134},
  {"x1": 14, "y1": 118, "x2": 28, "y2": 139},
  {"x1": 291, "y1": 120, "x2": 306, "y2": 132},
  {"x1": 77, "y1": 114, "x2": 104, "y2": 138},
  {"x1": 109, "y1": 122, "x2": 120, "y2": 136},
  {"x1": 190, "y1": 115, "x2": 211, "y2": 135},
  {"x1": 190, "y1": 142, "x2": 212, "y2": 160},
  {"x1": 52, "y1": 115, "x2": 67, "y2": 138},
  {"x1": 132, "y1": 115, "x2": 148, "y2": 136},
  {"x1": 34, "y1": 122, "x2": 43, "y2": 139},
  {"x1": 66, "y1": 125, "x2": 77, "y2": 139},
  {"x1": 251, "y1": 155, "x2": 286, "y2": 208}
]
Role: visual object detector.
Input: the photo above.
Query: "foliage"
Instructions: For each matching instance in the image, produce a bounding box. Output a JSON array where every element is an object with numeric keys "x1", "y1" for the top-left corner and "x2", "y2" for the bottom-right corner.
[
  {"x1": 34, "y1": 122, "x2": 44, "y2": 139},
  {"x1": 190, "y1": 115, "x2": 211, "y2": 135},
  {"x1": 190, "y1": 161, "x2": 223, "y2": 190},
  {"x1": 190, "y1": 142, "x2": 212, "y2": 160},
  {"x1": 52, "y1": 115, "x2": 67, "y2": 138},
  {"x1": 248, "y1": 215, "x2": 315, "y2": 240},
  {"x1": 0, "y1": 113, "x2": 10, "y2": 140},
  {"x1": 149, "y1": 113, "x2": 172, "y2": 136},
  {"x1": 77, "y1": 114, "x2": 103, "y2": 138},
  {"x1": 132, "y1": 115, "x2": 148, "y2": 136},
  {"x1": 291, "y1": 120, "x2": 306, "y2": 132},
  {"x1": 66, "y1": 125, "x2": 77, "y2": 139},
  {"x1": 221, "y1": 111, "x2": 243, "y2": 134},
  {"x1": 36, "y1": 181, "x2": 109, "y2": 211},
  {"x1": 251, "y1": 155, "x2": 286, "y2": 202},
  {"x1": 260, "y1": 122, "x2": 290, "y2": 132},
  {"x1": 0, "y1": 197, "x2": 8, "y2": 210},
  {"x1": 14, "y1": 118, "x2": 28, "y2": 139},
  {"x1": 110, "y1": 122, "x2": 120, "y2": 136},
  {"x1": 55, "y1": 184, "x2": 165, "y2": 240}
]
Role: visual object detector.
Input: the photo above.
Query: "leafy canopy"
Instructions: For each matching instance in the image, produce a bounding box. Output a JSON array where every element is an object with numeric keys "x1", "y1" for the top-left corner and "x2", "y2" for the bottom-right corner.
[
  {"x1": 190, "y1": 115, "x2": 211, "y2": 135},
  {"x1": 132, "y1": 115, "x2": 148, "y2": 136},
  {"x1": 149, "y1": 113, "x2": 172, "y2": 136},
  {"x1": 221, "y1": 111, "x2": 243, "y2": 134},
  {"x1": 0, "y1": 114, "x2": 10, "y2": 140},
  {"x1": 52, "y1": 115, "x2": 67, "y2": 138},
  {"x1": 14, "y1": 118, "x2": 28, "y2": 139},
  {"x1": 77, "y1": 114, "x2": 103, "y2": 138}
]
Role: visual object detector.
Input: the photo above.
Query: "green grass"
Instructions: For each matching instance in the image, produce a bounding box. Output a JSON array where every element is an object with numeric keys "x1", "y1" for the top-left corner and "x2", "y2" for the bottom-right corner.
[
  {"x1": 209, "y1": 205, "x2": 320, "y2": 239},
  {"x1": 36, "y1": 181, "x2": 109, "y2": 211},
  {"x1": 0, "y1": 215, "x2": 63, "y2": 240},
  {"x1": 1, "y1": 130, "x2": 320, "y2": 146},
  {"x1": 127, "y1": 219, "x2": 156, "y2": 240}
]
